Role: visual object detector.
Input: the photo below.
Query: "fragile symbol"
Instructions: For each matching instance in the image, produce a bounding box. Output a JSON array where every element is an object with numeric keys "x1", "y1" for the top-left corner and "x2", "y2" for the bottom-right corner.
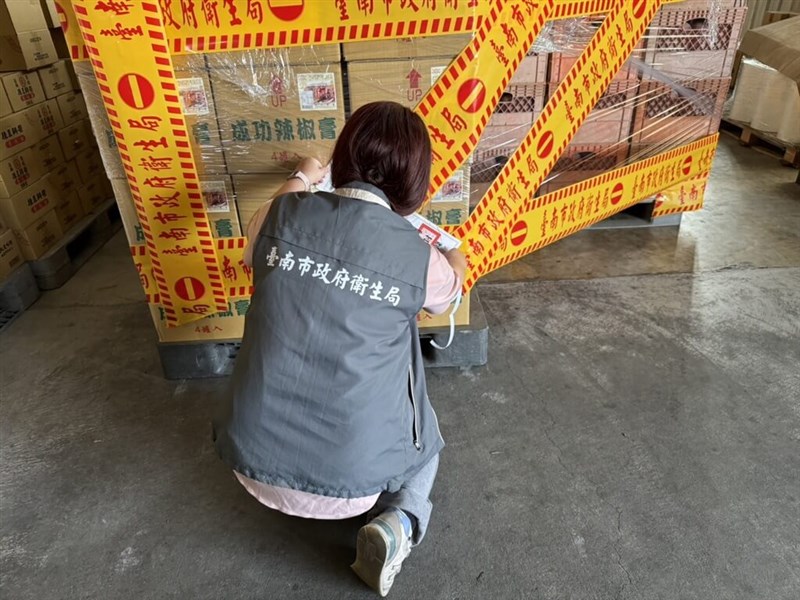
[
  {"x1": 682, "y1": 156, "x2": 692, "y2": 176},
  {"x1": 268, "y1": 0, "x2": 304, "y2": 21},
  {"x1": 175, "y1": 276, "x2": 205, "y2": 301},
  {"x1": 510, "y1": 220, "x2": 527, "y2": 246},
  {"x1": 457, "y1": 79, "x2": 486, "y2": 114},
  {"x1": 610, "y1": 182, "x2": 624, "y2": 205},
  {"x1": 118, "y1": 73, "x2": 155, "y2": 110},
  {"x1": 536, "y1": 130, "x2": 555, "y2": 159}
]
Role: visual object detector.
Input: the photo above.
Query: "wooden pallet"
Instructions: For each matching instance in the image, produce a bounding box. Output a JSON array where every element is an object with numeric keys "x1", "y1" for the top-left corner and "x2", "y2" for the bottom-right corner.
[{"x1": 721, "y1": 118, "x2": 800, "y2": 169}]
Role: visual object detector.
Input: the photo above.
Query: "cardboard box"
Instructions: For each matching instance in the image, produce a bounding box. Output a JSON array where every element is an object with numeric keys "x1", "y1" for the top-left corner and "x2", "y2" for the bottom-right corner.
[
  {"x1": 213, "y1": 63, "x2": 345, "y2": 173},
  {"x1": 110, "y1": 178, "x2": 143, "y2": 245},
  {"x1": 0, "y1": 0, "x2": 56, "y2": 71},
  {"x1": 74, "y1": 62, "x2": 125, "y2": 178},
  {"x1": 0, "y1": 83, "x2": 11, "y2": 117},
  {"x1": 424, "y1": 165, "x2": 471, "y2": 226},
  {"x1": 348, "y1": 58, "x2": 454, "y2": 112},
  {"x1": 53, "y1": 188, "x2": 84, "y2": 232},
  {"x1": 537, "y1": 143, "x2": 630, "y2": 195},
  {"x1": 0, "y1": 144, "x2": 46, "y2": 197},
  {"x1": 207, "y1": 45, "x2": 342, "y2": 69},
  {"x1": 569, "y1": 80, "x2": 636, "y2": 145},
  {"x1": 39, "y1": 0, "x2": 58, "y2": 28},
  {"x1": 231, "y1": 173, "x2": 286, "y2": 229},
  {"x1": 0, "y1": 227, "x2": 23, "y2": 279},
  {"x1": 417, "y1": 292, "x2": 471, "y2": 329},
  {"x1": 57, "y1": 118, "x2": 92, "y2": 160},
  {"x1": 47, "y1": 158, "x2": 79, "y2": 196},
  {"x1": 74, "y1": 149, "x2": 103, "y2": 183},
  {"x1": 77, "y1": 178, "x2": 108, "y2": 213},
  {"x1": 0, "y1": 173, "x2": 57, "y2": 229},
  {"x1": 0, "y1": 69, "x2": 45, "y2": 112},
  {"x1": 149, "y1": 299, "x2": 249, "y2": 342},
  {"x1": 12, "y1": 207, "x2": 62, "y2": 259},
  {"x1": 175, "y1": 71, "x2": 227, "y2": 175},
  {"x1": 65, "y1": 59, "x2": 79, "y2": 90},
  {"x1": 112, "y1": 176, "x2": 241, "y2": 244},
  {"x1": 0, "y1": 211, "x2": 6, "y2": 231},
  {"x1": 37, "y1": 60, "x2": 70, "y2": 100},
  {"x1": 33, "y1": 133, "x2": 63, "y2": 169},
  {"x1": 738, "y1": 16, "x2": 800, "y2": 91},
  {"x1": 343, "y1": 34, "x2": 472, "y2": 61},
  {"x1": 55, "y1": 89, "x2": 87, "y2": 126},
  {"x1": 0, "y1": 97, "x2": 62, "y2": 158}
]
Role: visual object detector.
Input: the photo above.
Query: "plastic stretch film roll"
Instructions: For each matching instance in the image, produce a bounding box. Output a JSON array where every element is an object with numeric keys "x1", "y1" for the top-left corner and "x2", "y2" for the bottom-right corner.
[
  {"x1": 750, "y1": 67, "x2": 793, "y2": 133},
  {"x1": 727, "y1": 59, "x2": 768, "y2": 123},
  {"x1": 776, "y1": 83, "x2": 800, "y2": 145}
]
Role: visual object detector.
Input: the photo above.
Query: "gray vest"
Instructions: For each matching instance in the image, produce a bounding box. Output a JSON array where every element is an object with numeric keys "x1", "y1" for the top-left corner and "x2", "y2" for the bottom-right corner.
[{"x1": 213, "y1": 183, "x2": 445, "y2": 498}]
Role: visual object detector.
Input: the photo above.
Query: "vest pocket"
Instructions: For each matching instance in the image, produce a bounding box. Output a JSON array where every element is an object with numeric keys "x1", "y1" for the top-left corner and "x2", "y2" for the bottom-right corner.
[{"x1": 407, "y1": 364, "x2": 422, "y2": 451}]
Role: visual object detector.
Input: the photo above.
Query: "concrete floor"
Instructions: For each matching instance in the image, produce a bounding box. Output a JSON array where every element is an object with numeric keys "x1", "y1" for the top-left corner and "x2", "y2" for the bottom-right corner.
[{"x1": 1, "y1": 136, "x2": 799, "y2": 599}]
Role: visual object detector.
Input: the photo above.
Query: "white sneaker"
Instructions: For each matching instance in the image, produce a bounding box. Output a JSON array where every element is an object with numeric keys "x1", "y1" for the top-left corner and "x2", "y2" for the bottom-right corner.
[{"x1": 351, "y1": 510, "x2": 412, "y2": 596}]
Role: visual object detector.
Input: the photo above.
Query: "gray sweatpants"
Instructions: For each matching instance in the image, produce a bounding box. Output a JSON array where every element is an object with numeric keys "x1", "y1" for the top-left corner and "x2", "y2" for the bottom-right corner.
[{"x1": 368, "y1": 453, "x2": 440, "y2": 545}]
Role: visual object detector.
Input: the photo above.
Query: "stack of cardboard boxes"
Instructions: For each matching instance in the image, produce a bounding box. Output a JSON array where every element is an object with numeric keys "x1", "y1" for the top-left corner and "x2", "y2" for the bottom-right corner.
[{"x1": 0, "y1": 0, "x2": 112, "y2": 290}]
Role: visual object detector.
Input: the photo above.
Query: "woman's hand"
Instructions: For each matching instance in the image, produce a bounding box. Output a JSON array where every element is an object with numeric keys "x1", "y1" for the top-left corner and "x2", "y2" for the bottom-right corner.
[{"x1": 296, "y1": 157, "x2": 330, "y2": 185}]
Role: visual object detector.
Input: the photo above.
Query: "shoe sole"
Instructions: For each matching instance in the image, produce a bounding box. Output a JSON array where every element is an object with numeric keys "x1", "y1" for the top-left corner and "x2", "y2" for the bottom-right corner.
[{"x1": 351, "y1": 524, "x2": 394, "y2": 597}]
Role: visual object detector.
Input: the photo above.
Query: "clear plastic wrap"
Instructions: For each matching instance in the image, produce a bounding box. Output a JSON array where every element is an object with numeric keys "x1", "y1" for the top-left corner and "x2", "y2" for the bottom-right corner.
[{"x1": 81, "y1": 0, "x2": 748, "y2": 253}]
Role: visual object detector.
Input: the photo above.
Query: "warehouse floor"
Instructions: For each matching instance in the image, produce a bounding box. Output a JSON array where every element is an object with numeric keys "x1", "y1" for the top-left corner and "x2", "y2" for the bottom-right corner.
[{"x1": 2, "y1": 135, "x2": 799, "y2": 599}]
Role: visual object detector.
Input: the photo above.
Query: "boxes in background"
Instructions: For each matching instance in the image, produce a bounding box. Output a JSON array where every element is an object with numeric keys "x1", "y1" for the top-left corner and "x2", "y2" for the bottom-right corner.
[
  {"x1": 0, "y1": 97, "x2": 62, "y2": 158},
  {"x1": 631, "y1": 77, "x2": 731, "y2": 145},
  {"x1": 213, "y1": 63, "x2": 345, "y2": 173},
  {"x1": 47, "y1": 158, "x2": 79, "y2": 196},
  {"x1": 0, "y1": 173, "x2": 57, "y2": 229},
  {"x1": 0, "y1": 227, "x2": 23, "y2": 279},
  {"x1": 0, "y1": 83, "x2": 11, "y2": 117},
  {"x1": 55, "y1": 90, "x2": 87, "y2": 125},
  {"x1": 39, "y1": 0, "x2": 58, "y2": 28},
  {"x1": 347, "y1": 58, "x2": 453, "y2": 112},
  {"x1": 0, "y1": 69, "x2": 45, "y2": 112},
  {"x1": 53, "y1": 188, "x2": 84, "y2": 231},
  {"x1": 74, "y1": 149, "x2": 103, "y2": 182},
  {"x1": 57, "y1": 118, "x2": 92, "y2": 160},
  {"x1": 12, "y1": 207, "x2": 62, "y2": 259},
  {"x1": 231, "y1": 173, "x2": 286, "y2": 229},
  {"x1": 0, "y1": 0, "x2": 56, "y2": 71},
  {"x1": 36, "y1": 59, "x2": 71, "y2": 99},
  {"x1": 148, "y1": 298, "x2": 249, "y2": 342},
  {"x1": 0, "y1": 144, "x2": 46, "y2": 197},
  {"x1": 343, "y1": 34, "x2": 472, "y2": 61},
  {"x1": 423, "y1": 165, "x2": 471, "y2": 226},
  {"x1": 77, "y1": 178, "x2": 108, "y2": 214},
  {"x1": 34, "y1": 133, "x2": 63, "y2": 169}
]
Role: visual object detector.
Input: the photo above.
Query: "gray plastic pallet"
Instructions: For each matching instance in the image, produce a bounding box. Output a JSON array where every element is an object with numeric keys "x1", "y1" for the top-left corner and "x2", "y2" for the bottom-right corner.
[
  {"x1": 157, "y1": 290, "x2": 489, "y2": 380},
  {"x1": 0, "y1": 262, "x2": 41, "y2": 334},
  {"x1": 29, "y1": 199, "x2": 121, "y2": 290}
]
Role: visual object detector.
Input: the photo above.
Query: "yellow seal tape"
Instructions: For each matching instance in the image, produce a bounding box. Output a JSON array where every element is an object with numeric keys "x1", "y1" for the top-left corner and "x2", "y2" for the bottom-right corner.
[{"x1": 74, "y1": 0, "x2": 230, "y2": 326}]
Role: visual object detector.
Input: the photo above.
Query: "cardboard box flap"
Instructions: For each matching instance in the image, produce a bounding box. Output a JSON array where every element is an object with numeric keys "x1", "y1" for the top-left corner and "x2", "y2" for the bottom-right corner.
[{"x1": 738, "y1": 16, "x2": 800, "y2": 85}]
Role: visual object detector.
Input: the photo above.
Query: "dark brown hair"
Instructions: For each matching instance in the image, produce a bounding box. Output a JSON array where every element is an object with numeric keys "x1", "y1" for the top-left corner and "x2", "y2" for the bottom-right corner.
[{"x1": 331, "y1": 101, "x2": 431, "y2": 216}]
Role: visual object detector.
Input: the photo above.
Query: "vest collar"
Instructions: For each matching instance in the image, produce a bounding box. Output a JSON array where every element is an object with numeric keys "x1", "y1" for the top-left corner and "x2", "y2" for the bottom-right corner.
[{"x1": 335, "y1": 182, "x2": 392, "y2": 211}]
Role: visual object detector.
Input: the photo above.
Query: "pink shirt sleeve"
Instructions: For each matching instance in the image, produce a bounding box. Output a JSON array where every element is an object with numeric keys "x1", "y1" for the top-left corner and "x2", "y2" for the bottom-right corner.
[{"x1": 424, "y1": 246, "x2": 461, "y2": 315}]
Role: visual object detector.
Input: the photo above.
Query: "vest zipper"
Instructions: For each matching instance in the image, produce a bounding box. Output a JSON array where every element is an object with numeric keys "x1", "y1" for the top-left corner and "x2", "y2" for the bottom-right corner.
[{"x1": 408, "y1": 364, "x2": 422, "y2": 451}]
